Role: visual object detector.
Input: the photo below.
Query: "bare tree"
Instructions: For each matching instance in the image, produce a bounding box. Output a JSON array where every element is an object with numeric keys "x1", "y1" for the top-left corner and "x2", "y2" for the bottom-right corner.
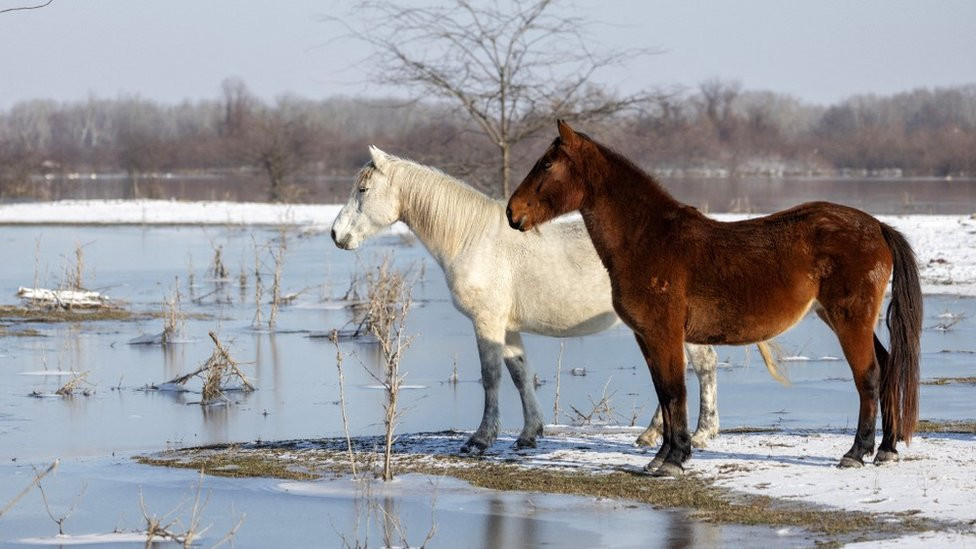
[
  {"x1": 241, "y1": 99, "x2": 319, "y2": 202},
  {"x1": 337, "y1": 0, "x2": 657, "y2": 197}
]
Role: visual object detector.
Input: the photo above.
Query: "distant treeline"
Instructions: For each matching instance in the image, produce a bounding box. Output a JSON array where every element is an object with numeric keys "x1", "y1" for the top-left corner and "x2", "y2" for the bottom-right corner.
[{"x1": 2, "y1": 79, "x2": 975, "y2": 201}]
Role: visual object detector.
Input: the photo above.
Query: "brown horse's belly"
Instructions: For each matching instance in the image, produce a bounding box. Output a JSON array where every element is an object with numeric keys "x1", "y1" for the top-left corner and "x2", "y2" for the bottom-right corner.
[{"x1": 685, "y1": 297, "x2": 816, "y2": 346}]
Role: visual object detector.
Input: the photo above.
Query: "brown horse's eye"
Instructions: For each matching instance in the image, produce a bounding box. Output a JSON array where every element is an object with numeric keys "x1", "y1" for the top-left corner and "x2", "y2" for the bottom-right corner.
[{"x1": 542, "y1": 161, "x2": 552, "y2": 170}]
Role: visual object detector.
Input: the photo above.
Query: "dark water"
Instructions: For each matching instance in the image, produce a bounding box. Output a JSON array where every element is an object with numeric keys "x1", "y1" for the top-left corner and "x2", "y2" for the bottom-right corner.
[
  {"x1": 17, "y1": 174, "x2": 976, "y2": 214},
  {"x1": 0, "y1": 225, "x2": 972, "y2": 547}
]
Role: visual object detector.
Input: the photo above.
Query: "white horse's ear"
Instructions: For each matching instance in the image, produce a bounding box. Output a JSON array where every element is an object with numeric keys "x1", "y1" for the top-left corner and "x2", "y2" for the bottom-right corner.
[{"x1": 369, "y1": 146, "x2": 391, "y2": 172}]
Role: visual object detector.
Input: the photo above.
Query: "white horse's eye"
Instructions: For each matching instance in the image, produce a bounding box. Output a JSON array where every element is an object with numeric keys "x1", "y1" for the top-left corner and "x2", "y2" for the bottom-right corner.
[{"x1": 358, "y1": 187, "x2": 368, "y2": 193}]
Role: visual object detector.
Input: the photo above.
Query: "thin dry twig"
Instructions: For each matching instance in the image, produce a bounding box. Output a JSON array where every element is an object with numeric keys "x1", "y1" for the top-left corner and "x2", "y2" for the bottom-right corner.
[
  {"x1": 0, "y1": 460, "x2": 58, "y2": 519},
  {"x1": 331, "y1": 329, "x2": 358, "y2": 477}
]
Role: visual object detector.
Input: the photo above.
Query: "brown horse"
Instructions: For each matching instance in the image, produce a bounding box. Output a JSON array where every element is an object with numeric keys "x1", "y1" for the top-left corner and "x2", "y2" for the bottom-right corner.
[{"x1": 506, "y1": 120, "x2": 922, "y2": 477}]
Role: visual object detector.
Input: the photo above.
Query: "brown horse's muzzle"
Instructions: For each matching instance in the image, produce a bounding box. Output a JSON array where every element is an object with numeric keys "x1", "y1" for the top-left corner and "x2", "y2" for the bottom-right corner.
[{"x1": 505, "y1": 200, "x2": 533, "y2": 232}]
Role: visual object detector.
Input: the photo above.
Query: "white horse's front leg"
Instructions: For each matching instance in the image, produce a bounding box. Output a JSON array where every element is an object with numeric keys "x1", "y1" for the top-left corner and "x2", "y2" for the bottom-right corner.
[
  {"x1": 636, "y1": 344, "x2": 718, "y2": 448},
  {"x1": 687, "y1": 343, "x2": 718, "y2": 448},
  {"x1": 461, "y1": 327, "x2": 506, "y2": 455},
  {"x1": 503, "y1": 332, "x2": 544, "y2": 449}
]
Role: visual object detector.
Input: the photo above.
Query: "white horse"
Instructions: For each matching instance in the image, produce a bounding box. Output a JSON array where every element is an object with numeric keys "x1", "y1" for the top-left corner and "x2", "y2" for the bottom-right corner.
[{"x1": 331, "y1": 147, "x2": 777, "y2": 454}]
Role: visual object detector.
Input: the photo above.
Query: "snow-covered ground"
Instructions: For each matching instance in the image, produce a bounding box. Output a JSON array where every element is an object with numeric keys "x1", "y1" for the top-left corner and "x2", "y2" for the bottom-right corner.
[
  {"x1": 355, "y1": 427, "x2": 976, "y2": 548},
  {"x1": 1, "y1": 199, "x2": 974, "y2": 295}
]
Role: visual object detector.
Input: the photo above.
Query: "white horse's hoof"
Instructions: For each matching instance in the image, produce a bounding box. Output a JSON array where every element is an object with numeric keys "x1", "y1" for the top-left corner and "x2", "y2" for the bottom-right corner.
[
  {"x1": 690, "y1": 432, "x2": 712, "y2": 449},
  {"x1": 514, "y1": 437, "x2": 538, "y2": 449},
  {"x1": 460, "y1": 440, "x2": 489, "y2": 456},
  {"x1": 636, "y1": 431, "x2": 662, "y2": 448}
]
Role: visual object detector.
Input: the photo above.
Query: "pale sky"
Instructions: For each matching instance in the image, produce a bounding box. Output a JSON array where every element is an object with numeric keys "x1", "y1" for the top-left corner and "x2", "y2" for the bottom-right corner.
[{"x1": 1, "y1": 0, "x2": 974, "y2": 109}]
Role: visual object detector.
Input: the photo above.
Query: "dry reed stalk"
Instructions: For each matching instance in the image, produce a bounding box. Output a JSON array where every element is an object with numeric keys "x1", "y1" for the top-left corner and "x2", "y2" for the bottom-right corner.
[
  {"x1": 55, "y1": 371, "x2": 91, "y2": 396},
  {"x1": 251, "y1": 238, "x2": 264, "y2": 327},
  {"x1": 330, "y1": 329, "x2": 358, "y2": 477},
  {"x1": 72, "y1": 242, "x2": 84, "y2": 290},
  {"x1": 0, "y1": 460, "x2": 58, "y2": 519},
  {"x1": 166, "y1": 332, "x2": 254, "y2": 404},
  {"x1": 553, "y1": 342, "x2": 564, "y2": 425},
  {"x1": 211, "y1": 244, "x2": 228, "y2": 280},
  {"x1": 36, "y1": 472, "x2": 86, "y2": 535},
  {"x1": 268, "y1": 234, "x2": 286, "y2": 329},
  {"x1": 570, "y1": 378, "x2": 618, "y2": 426},
  {"x1": 162, "y1": 277, "x2": 185, "y2": 345},
  {"x1": 361, "y1": 255, "x2": 415, "y2": 481}
]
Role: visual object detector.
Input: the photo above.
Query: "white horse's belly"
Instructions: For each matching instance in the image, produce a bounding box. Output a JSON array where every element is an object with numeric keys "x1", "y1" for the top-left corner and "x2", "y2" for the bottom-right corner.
[{"x1": 516, "y1": 309, "x2": 620, "y2": 337}]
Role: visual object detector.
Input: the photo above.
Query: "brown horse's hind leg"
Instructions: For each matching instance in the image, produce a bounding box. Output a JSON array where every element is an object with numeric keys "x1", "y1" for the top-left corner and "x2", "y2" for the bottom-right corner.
[
  {"x1": 635, "y1": 333, "x2": 691, "y2": 476},
  {"x1": 873, "y1": 334, "x2": 900, "y2": 463},
  {"x1": 818, "y1": 306, "x2": 882, "y2": 468}
]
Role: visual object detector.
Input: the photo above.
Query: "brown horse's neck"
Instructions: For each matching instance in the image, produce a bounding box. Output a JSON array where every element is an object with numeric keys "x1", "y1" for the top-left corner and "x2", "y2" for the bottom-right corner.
[{"x1": 578, "y1": 142, "x2": 684, "y2": 271}]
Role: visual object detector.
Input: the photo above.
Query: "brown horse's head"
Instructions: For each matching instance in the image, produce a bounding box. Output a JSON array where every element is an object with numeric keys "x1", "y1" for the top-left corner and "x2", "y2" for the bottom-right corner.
[{"x1": 506, "y1": 120, "x2": 590, "y2": 232}]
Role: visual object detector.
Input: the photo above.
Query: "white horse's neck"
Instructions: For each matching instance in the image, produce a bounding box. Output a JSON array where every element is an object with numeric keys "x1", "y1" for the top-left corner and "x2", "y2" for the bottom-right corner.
[{"x1": 389, "y1": 161, "x2": 505, "y2": 264}]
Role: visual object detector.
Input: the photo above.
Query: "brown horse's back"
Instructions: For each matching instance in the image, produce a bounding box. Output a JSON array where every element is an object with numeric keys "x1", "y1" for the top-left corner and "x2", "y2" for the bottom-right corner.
[{"x1": 680, "y1": 202, "x2": 892, "y2": 346}]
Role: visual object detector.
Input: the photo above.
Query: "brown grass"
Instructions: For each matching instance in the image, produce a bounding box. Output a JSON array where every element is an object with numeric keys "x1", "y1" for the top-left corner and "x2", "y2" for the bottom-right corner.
[
  {"x1": 920, "y1": 377, "x2": 976, "y2": 386},
  {"x1": 915, "y1": 419, "x2": 976, "y2": 434}
]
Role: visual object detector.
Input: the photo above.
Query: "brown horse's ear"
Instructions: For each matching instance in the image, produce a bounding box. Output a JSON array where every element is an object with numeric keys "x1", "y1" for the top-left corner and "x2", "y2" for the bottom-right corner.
[{"x1": 556, "y1": 119, "x2": 580, "y2": 147}]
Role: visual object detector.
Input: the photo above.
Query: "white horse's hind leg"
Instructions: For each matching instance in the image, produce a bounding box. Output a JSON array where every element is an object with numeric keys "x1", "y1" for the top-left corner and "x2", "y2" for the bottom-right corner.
[
  {"x1": 461, "y1": 325, "x2": 507, "y2": 455},
  {"x1": 636, "y1": 344, "x2": 718, "y2": 448},
  {"x1": 687, "y1": 343, "x2": 718, "y2": 448},
  {"x1": 636, "y1": 408, "x2": 665, "y2": 447},
  {"x1": 503, "y1": 332, "x2": 544, "y2": 449}
]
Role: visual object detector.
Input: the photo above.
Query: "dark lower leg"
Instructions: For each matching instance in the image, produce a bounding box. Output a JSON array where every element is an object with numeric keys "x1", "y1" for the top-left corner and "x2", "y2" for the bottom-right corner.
[
  {"x1": 874, "y1": 335, "x2": 899, "y2": 461},
  {"x1": 841, "y1": 362, "x2": 879, "y2": 468}
]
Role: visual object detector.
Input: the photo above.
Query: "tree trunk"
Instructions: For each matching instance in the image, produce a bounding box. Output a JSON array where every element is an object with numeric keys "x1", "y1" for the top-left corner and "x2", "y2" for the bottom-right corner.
[{"x1": 500, "y1": 142, "x2": 511, "y2": 198}]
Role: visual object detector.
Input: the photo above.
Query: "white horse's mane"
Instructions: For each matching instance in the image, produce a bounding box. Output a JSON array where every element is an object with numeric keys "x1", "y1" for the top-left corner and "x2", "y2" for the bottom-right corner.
[{"x1": 376, "y1": 155, "x2": 506, "y2": 259}]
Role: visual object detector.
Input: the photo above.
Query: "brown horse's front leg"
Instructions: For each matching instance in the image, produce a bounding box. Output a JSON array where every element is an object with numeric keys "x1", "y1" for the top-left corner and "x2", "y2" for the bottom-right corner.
[{"x1": 634, "y1": 332, "x2": 691, "y2": 476}]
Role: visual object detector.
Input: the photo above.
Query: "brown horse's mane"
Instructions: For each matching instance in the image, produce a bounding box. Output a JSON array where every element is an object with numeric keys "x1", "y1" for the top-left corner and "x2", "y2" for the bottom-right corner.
[{"x1": 569, "y1": 131, "x2": 682, "y2": 209}]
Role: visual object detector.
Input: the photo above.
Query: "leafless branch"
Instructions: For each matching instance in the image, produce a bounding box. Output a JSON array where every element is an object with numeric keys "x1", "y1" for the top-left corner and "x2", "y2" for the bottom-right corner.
[
  {"x1": 0, "y1": 460, "x2": 58, "y2": 519},
  {"x1": 0, "y1": 0, "x2": 53, "y2": 15}
]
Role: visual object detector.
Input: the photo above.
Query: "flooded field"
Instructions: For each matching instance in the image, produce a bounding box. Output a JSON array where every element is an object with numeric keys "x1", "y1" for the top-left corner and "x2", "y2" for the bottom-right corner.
[{"x1": 1, "y1": 225, "x2": 973, "y2": 547}]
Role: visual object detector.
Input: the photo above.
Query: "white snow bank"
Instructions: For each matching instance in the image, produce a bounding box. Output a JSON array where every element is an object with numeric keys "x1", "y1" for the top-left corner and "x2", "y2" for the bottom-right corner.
[
  {"x1": 0, "y1": 200, "x2": 973, "y2": 295},
  {"x1": 19, "y1": 532, "x2": 159, "y2": 545},
  {"x1": 0, "y1": 199, "x2": 341, "y2": 226}
]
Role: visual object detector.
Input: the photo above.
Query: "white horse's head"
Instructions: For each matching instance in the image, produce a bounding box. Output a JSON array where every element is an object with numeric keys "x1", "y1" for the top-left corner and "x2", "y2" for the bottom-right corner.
[{"x1": 331, "y1": 146, "x2": 402, "y2": 250}]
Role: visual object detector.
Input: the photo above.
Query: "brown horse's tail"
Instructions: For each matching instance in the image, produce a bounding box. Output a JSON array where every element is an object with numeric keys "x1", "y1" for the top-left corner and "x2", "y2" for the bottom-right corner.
[{"x1": 880, "y1": 223, "x2": 922, "y2": 444}]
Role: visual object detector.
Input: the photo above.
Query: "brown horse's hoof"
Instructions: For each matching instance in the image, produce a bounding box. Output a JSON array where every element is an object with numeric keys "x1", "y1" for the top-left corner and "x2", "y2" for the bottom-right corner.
[
  {"x1": 650, "y1": 462, "x2": 684, "y2": 477},
  {"x1": 644, "y1": 456, "x2": 665, "y2": 472},
  {"x1": 874, "y1": 449, "x2": 899, "y2": 464},
  {"x1": 838, "y1": 456, "x2": 864, "y2": 469}
]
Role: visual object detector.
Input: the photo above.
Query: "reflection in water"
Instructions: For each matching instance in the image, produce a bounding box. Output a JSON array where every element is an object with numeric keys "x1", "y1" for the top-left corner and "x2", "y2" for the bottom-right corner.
[
  {"x1": 162, "y1": 342, "x2": 186, "y2": 380},
  {"x1": 201, "y1": 402, "x2": 230, "y2": 442},
  {"x1": 482, "y1": 496, "x2": 539, "y2": 549}
]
